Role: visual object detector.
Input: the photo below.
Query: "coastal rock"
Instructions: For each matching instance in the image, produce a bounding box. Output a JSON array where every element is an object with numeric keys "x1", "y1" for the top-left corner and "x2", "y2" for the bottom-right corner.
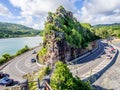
[
  {"x1": 67, "y1": 11, "x2": 73, "y2": 19},
  {"x1": 56, "y1": 6, "x2": 67, "y2": 16},
  {"x1": 47, "y1": 15, "x2": 53, "y2": 23},
  {"x1": 38, "y1": 6, "x2": 97, "y2": 64},
  {"x1": 54, "y1": 19, "x2": 61, "y2": 28}
]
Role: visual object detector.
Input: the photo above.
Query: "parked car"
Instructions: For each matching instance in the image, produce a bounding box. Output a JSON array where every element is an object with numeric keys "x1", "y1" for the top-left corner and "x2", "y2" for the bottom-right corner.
[
  {"x1": 109, "y1": 50, "x2": 115, "y2": 54},
  {"x1": 31, "y1": 58, "x2": 36, "y2": 63},
  {"x1": 106, "y1": 55, "x2": 112, "y2": 59},
  {"x1": 0, "y1": 76, "x2": 13, "y2": 86},
  {"x1": 32, "y1": 51, "x2": 36, "y2": 54},
  {"x1": 111, "y1": 48, "x2": 115, "y2": 51},
  {"x1": 0, "y1": 72, "x2": 9, "y2": 79}
]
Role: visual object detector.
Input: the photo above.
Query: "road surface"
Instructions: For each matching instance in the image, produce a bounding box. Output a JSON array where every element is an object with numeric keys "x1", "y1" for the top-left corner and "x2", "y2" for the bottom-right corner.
[
  {"x1": 93, "y1": 44, "x2": 120, "y2": 90},
  {"x1": 69, "y1": 40, "x2": 113, "y2": 78},
  {"x1": 0, "y1": 40, "x2": 111, "y2": 89},
  {"x1": 1, "y1": 46, "x2": 43, "y2": 82}
]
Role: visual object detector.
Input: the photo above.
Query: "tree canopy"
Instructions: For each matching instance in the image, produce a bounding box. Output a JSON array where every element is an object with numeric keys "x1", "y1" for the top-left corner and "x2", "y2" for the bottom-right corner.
[
  {"x1": 50, "y1": 61, "x2": 93, "y2": 90},
  {"x1": 93, "y1": 23, "x2": 120, "y2": 38}
]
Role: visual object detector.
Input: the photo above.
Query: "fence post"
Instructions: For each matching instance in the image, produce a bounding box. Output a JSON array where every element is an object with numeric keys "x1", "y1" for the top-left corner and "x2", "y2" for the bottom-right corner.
[
  {"x1": 37, "y1": 78, "x2": 40, "y2": 89},
  {"x1": 21, "y1": 79, "x2": 28, "y2": 90},
  {"x1": 26, "y1": 79, "x2": 29, "y2": 90}
]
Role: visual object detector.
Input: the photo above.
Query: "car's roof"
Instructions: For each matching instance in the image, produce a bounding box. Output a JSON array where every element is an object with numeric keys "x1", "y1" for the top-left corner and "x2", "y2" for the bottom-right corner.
[{"x1": 0, "y1": 76, "x2": 9, "y2": 81}]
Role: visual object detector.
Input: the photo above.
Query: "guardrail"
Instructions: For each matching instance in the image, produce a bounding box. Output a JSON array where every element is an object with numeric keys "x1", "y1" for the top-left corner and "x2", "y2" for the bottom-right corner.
[
  {"x1": 67, "y1": 40, "x2": 100, "y2": 64},
  {"x1": 17, "y1": 78, "x2": 52, "y2": 90},
  {"x1": 82, "y1": 44, "x2": 118, "y2": 84}
]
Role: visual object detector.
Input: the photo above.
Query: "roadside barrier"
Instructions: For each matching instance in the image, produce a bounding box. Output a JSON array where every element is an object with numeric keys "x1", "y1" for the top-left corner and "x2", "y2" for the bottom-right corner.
[
  {"x1": 67, "y1": 40, "x2": 100, "y2": 64},
  {"x1": 82, "y1": 44, "x2": 118, "y2": 84}
]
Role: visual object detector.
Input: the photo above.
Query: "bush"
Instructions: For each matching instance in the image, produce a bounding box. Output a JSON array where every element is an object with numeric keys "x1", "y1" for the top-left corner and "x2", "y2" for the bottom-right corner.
[
  {"x1": 50, "y1": 61, "x2": 93, "y2": 90},
  {"x1": 0, "y1": 54, "x2": 13, "y2": 64},
  {"x1": 38, "y1": 47, "x2": 47, "y2": 64},
  {"x1": 15, "y1": 45, "x2": 29, "y2": 56},
  {"x1": 0, "y1": 45, "x2": 30, "y2": 65},
  {"x1": 37, "y1": 67, "x2": 48, "y2": 81}
]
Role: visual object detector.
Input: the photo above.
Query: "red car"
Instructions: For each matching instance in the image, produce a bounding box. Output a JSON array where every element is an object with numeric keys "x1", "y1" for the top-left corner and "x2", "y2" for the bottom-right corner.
[{"x1": 106, "y1": 55, "x2": 112, "y2": 59}]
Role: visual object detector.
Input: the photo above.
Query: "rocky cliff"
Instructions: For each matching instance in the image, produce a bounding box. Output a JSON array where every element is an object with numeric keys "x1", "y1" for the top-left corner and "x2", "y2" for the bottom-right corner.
[{"x1": 38, "y1": 6, "x2": 97, "y2": 64}]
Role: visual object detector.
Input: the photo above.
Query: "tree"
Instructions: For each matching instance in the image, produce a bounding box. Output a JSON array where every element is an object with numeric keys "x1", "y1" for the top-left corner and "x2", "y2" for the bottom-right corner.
[
  {"x1": 50, "y1": 61, "x2": 93, "y2": 90},
  {"x1": 2, "y1": 53, "x2": 12, "y2": 61}
]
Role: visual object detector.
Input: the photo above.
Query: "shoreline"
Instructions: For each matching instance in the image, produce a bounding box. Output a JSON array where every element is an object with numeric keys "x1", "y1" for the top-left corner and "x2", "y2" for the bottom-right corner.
[
  {"x1": 0, "y1": 36, "x2": 43, "y2": 40},
  {"x1": 0, "y1": 45, "x2": 40, "y2": 58},
  {"x1": 0, "y1": 37, "x2": 43, "y2": 57}
]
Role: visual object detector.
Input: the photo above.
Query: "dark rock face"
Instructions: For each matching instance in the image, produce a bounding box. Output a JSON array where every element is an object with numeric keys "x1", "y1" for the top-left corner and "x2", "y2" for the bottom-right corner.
[
  {"x1": 47, "y1": 15, "x2": 53, "y2": 23},
  {"x1": 43, "y1": 30, "x2": 67, "y2": 64},
  {"x1": 67, "y1": 11, "x2": 73, "y2": 19},
  {"x1": 56, "y1": 6, "x2": 67, "y2": 16},
  {"x1": 42, "y1": 30, "x2": 96, "y2": 64},
  {"x1": 54, "y1": 19, "x2": 61, "y2": 28}
]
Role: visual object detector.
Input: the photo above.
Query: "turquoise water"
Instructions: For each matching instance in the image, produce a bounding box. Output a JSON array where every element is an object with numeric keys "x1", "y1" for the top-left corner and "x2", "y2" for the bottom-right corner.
[{"x1": 0, "y1": 37, "x2": 43, "y2": 57}]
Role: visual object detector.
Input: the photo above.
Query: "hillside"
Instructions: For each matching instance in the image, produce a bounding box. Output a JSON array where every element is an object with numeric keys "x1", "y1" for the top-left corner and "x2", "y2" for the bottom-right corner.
[
  {"x1": 93, "y1": 23, "x2": 120, "y2": 38},
  {"x1": 38, "y1": 6, "x2": 97, "y2": 64},
  {"x1": 0, "y1": 22, "x2": 41, "y2": 38},
  {"x1": 93, "y1": 23, "x2": 120, "y2": 27}
]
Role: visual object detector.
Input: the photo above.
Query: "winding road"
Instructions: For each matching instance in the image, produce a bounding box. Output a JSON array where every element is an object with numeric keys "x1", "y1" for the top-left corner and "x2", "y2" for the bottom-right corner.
[
  {"x1": 69, "y1": 40, "x2": 115, "y2": 79},
  {"x1": 1, "y1": 46, "x2": 43, "y2": 82},
  {"x1": 0, "y1": 40, "x2": 114, "y2": 90},
  {"x1": 0, "y1": 40, "x2": 105, "y2": 82}
]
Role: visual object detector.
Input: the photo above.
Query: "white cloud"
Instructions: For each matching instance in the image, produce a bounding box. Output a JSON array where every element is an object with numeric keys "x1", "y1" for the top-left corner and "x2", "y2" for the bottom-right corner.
[
  {"x1": 0, "y1": 4, "x2": 12, "y2": 16},
  {"x1": 9, "y1": 0, "x2": 76, "y2": 29},
  {"x1": 75, "y1": 0, "x2": 120, "y2": 25},
  {"x1": 9, "y1": 0, "x2": 120, "y2": 28},
  {"x1": 83, "y1": 0, "x2": 120, "y2": 15}
]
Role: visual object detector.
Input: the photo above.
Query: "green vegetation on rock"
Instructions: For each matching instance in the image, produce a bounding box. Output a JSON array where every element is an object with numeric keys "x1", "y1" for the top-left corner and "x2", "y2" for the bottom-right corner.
[
  {"x1": 44, "y1": 6, "x2": 96, "y2": 48},
  {"x1": 38, "y1": 47, "x2": 47, "y2": 64},
  {"x1": 50, "y1": 61, "x2": 93, "y2": 90},
  {"x1": 38, "y1": 6, "x2": 97, "y2": 64}
]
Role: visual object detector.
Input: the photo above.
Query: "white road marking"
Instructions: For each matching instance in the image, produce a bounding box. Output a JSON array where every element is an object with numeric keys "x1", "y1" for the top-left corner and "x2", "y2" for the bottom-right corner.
[
  {"x1": 71, "y1": 44, "x2": 105, "y2": 73},
  {"x1": 15, "y1": 54, "x2": 31, "y2": 74}
]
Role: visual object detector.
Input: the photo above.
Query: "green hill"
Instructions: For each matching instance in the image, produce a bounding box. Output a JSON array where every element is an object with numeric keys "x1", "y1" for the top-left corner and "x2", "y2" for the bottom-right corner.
[
  {"x1": 93, "y1": 23, "x2": 120, "y2": 38},
  {"x1": 0, "y1": 22, "x2": 41, "y2": 38}
]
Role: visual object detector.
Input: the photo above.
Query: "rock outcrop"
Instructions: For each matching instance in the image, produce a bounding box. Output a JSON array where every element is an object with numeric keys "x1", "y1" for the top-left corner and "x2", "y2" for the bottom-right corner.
[{"x1": 38, "y1": 6, "x2": 97, "y2": 64}]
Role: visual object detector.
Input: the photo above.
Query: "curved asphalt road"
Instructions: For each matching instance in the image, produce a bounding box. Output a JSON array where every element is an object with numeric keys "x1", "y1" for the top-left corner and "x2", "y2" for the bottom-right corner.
[
  {"x1": 69, "y1": 40, "x2": 108, "y2": 76},
  {"x1": 77, "y1": 41, "x2": 104, "y2": 64},
  {"x1": 1, "y1": 46, "x2": 43, "y2": 82},
  {"x1": 1, "y1": 41, "x2": 105, "y2": 83}
]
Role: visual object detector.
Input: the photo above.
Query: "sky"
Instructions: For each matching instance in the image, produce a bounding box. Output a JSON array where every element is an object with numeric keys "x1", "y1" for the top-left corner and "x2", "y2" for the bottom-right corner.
[{"x1": 0, "y1": 0, "x2": 120, "y2": 30}]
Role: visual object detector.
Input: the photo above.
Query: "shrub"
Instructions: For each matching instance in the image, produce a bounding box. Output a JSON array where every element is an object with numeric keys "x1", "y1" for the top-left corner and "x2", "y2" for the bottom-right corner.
[
  {"x1": 0, "y1": 45, "x2": 30, "y2": 65},
  {"x1": 38, "y1": 47, "x2": 47, "y2": 64},
  {"x1": 16, "y1": 45, "x2": 29, "y2": 56},
  {"x1": 50, "y1": 61, "x2": 93, "y2": 90}
]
